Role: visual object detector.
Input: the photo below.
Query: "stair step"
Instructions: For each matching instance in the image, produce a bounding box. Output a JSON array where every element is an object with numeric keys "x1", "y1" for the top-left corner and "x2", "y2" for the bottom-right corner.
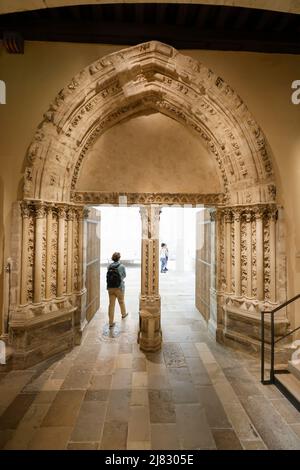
[
  {"x1": 288, "y1": 361, "x2": 300, "y2": 381},
  {"x1": 275, "y1": 373, "x2": 300, "y2": 403}
]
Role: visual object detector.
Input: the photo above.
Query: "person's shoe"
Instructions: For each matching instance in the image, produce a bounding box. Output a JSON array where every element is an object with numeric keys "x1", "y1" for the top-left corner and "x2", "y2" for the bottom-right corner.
[
  {"x1": 109, "y1": 322, "x2": 116, "y2": 328},
  {"x1": 122, "y1": 313, "x2": 129, "y2": 319}
]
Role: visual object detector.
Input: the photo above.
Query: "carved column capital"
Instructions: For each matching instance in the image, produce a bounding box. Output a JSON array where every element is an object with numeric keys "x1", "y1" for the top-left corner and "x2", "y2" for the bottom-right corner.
[
  {"x1": 254, "y1": 206, "x2": 266, "y2": 220},
  {"x1": 224, "y1": 209, "x2": 233, "y2": 223},
  {"x1": 34, "y1": 202, "x2": 47, "y2": 219},
  {"x1": 57, "y1": 205, "x2": 68, "y2": 219},
  {"x1": 66, "y1": 208, "x2": 75, "y2": 221},
  {"x1": 244, "y1": 209, "x2": 254, "y2": 223},
  {"x1": 20, "y1": 201, "x2": 32, "y2": 218},
  {"x1": 233, "y1": 209, "x2": 242, "y2": 222},
  {"x1": 268, "y1": 207, "x2": 278, "y2": 222}
]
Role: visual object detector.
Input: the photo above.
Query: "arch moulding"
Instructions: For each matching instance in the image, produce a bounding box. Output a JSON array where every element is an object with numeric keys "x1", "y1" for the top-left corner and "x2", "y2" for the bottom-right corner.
[{"x1": 6, "y1": 42, "x2": 287, "y2": 369}]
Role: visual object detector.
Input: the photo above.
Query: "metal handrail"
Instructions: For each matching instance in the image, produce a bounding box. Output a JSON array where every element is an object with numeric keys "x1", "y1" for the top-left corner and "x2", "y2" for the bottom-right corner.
[{"x1": 261, "y1": 294, "x2": 300, "y2": 385}]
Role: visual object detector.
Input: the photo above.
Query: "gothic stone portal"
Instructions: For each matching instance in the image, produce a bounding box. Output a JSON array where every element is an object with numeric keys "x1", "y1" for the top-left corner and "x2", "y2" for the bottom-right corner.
[{"x1": 5, "y1": 41, "x2": 288, "y2": 368}]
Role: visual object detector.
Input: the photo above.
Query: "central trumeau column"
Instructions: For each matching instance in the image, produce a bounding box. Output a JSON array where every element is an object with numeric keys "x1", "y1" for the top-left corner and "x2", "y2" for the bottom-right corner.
[{"x1": 138, "y1": 205, "x2": 162, "y2": 352}]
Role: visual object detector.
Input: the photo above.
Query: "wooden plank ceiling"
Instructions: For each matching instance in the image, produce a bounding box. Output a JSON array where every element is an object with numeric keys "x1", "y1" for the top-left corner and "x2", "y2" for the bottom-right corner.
[{"x1": 0, "y1": 3, "x2": 299, "y2": 53}]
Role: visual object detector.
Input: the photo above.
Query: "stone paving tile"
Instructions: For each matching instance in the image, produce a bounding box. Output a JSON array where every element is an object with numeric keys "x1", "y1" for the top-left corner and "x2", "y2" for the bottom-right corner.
[
  {"x1": 0, "y1": 430, "x2": 14, "y2": 449},
  {"x1": 4, "y1": 403, "x2": 50, "y2": 449},
  {"x1": 222, "y1": 402, "x2": 260, "y2": 441},
  {"x1": 132, "y1": 372, "x2": 148, "y2": 389},
  {"x1": 34, "y1": 391, "x2": 58, "y2": 404},
  {"x1": 41, "y1": 379, "x2": 64, "y2": 391},
  {"x1": 106, "y1": 389, "x2": 131, "y2": 423},
  {"x1": 22, "y1": 371, "x2": 52, "y2": 393},
  {"x1": 185, "y1": 357, "x2": 212, "y2": 386},
  {"x1": 127, "y1": 441, "x2": 151, "y2": 450},
  {"x1": 133, "y1": 357, "x2": 146, "y2": 372},
  {"x1": 111, "y1": 369, "x2": 132, "y2": 390},
  {"x1": 41, "y1": 390, "x2": 85, "y2": 427},
  {"x1": 95, "y1": 357, "x2": 116, "y2": 375},
  {"x1": 175, "y1": 404, "x2": 216, "y2": 450},
  {"x1": 290, "y1": 423, "x2": 300, "y2": 439},
  {"x1": 127, "y1": 405, "x2": 150, "y2": 443},
  {"x1": 148, "y1": 390, "x2": 176, "y2": 423},
  {"x1": 197, "y1": 385, "x2": 232, "y2": 428},
  {"x1": 116, "y1": 354, "x2": 133, "y2": 369},
  {"x1": 71, "y1": 401, "x2": 107, "y2": 442},
  {"x1": 240, "y1": 395, "x2": 300, "y2": 450},
  {"x1": 151, "y1": 423, "x2": 180, "y2": 450},
  {"x1": 179, "y1": 343, "x2": 199, "y2": 358},
  {"x1": 62, "y1": 367, "x2": 92, "y2": 390},
  {"x1": 0, "y1": 393, "x2": 37, "y2": 430},
  {"x1": 119, "y1": 343, "x2": 133, "y2": 354},
  {"x1": 226, "y1": 374, "x2": 264, "y2": 399},
  {"x1": 100, "y1": 420, "x2": 128, "y2": 450},
  {"x1": 240, "y1": 439, "x2": 267, "y2": 450},
  {"x1": 171, "y1": 382, "x2": 200, "y2": 404},
  {"x1": 212, "y1": 429, "x2": 242, "y2": 450},
  {"x1": 89, "y1": 374, "x2": 112, "y2": 391},
  {"x1": 146, "y1": 361, "x2": 167, "y2": 374},
  {"x1": 85, "y1": 390, "x2": 110, "y2": 402},
  {"x1": 50, "y1": 360, "x2": 74, "y2": 380},
  {"x1": 27, "y1": 426, "x2": 72, "y2": 450},
  {"x1": 67, "y1": 441, "x2": 98, "y2": 450},
  {"x1": 269, "y1": 398, "x2": 300, "y2": 424},
  {"x1": 148, "y1": 374, "x2": 170, "y2": 390},
  {"x1": 131, "y1": 389, "x2": 149, "y2": 406}
]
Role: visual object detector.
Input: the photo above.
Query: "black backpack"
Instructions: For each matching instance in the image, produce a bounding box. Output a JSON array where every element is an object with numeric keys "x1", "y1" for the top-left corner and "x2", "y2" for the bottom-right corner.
[{"x1": 107, "y1": 264, "x2": 121, "y2": 288}]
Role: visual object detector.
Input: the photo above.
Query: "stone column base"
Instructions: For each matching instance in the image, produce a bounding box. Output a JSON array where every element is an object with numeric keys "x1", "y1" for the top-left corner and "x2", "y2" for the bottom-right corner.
[{"x1": 138, "y1": 295, "x2": 162, "y2": 352}]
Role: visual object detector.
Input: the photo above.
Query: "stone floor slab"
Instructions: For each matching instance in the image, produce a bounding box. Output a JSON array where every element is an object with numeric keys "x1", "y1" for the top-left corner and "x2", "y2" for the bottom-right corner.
[
  {"x1": 27, "y1": 426, "x2": 72, "y2": 450},
  {"x1": 41, "y1": 390, "x2": 84, "y2": 427},
  {"x1": 175, "y1": 404, "x2": 216, "y2": 450},
  {"x1": 151, "y1": 423, "x2": 179, "y2": 450},
  {"x1": 148, "y1": 390, "x2": 176, "y2": 423},
  {"x1": 71, "y1": 401, "x2": 107, "y2": 442},
  {"x1": 212, "y1": 429, "x2": 242, "y2": 450},
  {"x1": 100, "y1": 420, "x2": 128, "y2": 450}
]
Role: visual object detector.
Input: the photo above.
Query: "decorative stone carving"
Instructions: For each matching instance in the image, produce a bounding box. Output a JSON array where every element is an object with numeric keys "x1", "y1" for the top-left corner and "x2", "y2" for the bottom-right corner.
[
  {"x1": 22, "y1": 41, "x2": 274, "y2": 206},
  {"x1": 139, "y1": 206, "x2": 162, "y2": 352},
  {"x1": 71, "y1": 191, "x2": 224, "y2": 206}
]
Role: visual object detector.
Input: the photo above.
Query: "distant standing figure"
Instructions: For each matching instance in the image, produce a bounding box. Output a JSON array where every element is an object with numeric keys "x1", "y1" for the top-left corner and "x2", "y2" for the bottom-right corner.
[
  {"x1": 106, "y1": 252, "x2": 129, "y2": 328},
  {"x1": 160, "y1": 243, "x2": 169, "y2": 273}
]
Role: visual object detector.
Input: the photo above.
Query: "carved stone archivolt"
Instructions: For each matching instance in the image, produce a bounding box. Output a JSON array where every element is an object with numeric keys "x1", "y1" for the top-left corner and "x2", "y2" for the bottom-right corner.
[{"x1": 23, "y1": 41, "x2": 275, "y2": 207}]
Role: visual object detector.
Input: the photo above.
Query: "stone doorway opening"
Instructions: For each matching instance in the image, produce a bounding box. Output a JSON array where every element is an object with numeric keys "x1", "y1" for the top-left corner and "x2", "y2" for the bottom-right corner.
[
  {"x1": 160, "y1": 206, "x2": 217, "y2": 339},
  {"x1": 93, "y1": 205, "x2": 142, "y2": 334}
]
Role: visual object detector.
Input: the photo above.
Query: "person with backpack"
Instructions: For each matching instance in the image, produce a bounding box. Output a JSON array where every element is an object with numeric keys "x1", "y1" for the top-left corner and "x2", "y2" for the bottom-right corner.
[{"x1": 106, "y1": 252, "x2": 128, "y2": 328}]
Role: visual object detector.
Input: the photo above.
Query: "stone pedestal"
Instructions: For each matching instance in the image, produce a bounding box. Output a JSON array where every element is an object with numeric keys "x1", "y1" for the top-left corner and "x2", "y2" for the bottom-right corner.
[
  {"x1": 138, "y1": 206, "x2": 162, "y2": 352},
  {"x1": 139, "y1": 294, "x2": 162, "y2": 352}
]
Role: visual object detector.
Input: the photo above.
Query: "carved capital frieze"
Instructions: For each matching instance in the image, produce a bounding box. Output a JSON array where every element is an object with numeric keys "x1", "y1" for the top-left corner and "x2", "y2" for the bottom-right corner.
[
  {"x1": 33, "y1": 202, "x2": 47, "y2": 219},
  {"x1": 20, "y1": 201, "x2": 33, "y2": 218}
]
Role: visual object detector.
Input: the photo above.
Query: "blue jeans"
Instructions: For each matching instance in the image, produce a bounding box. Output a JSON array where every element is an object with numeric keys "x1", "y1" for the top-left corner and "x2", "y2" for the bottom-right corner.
[{"x1": 160, "y1": 257, "x2": 167, "y2": 272}]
